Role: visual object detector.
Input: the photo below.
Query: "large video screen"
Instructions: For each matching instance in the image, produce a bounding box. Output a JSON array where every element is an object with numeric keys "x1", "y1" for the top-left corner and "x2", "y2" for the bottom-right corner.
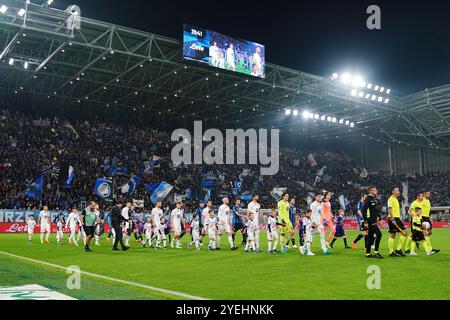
[{"x1": 183, "y1": 24, "x2": 266, "y2": 79}]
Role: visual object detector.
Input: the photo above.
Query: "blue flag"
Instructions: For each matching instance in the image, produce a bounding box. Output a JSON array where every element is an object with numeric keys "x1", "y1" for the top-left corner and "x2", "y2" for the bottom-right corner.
[
  {"x1": 201, "y1": 179, "x2": 216, "y2": 188},
  {"x1": 65, "y1": 166, "x2": 75, "y2": 189},
  {"x1": 204, "y1": 189, "x2": 211, "y2": 204},
  {"x1": 140, "y1": 158, "x2": 161, "y2": 174},
  {"x1": 150, "y1": 182, "x2": 173, "y2": 204},
  {"x1": 25, "y1": 175, "x2": 43, "y2": 199},
  {"x1": 94, "y1": 178, "x2": 113, "y2": 202},
  {"x1": 107, "y1": 166, "x2": 128, "y2": 177},
  {"x1": 119, "y1": 176, "x2": 141, "y2": 197},
  {"x1": 144, "y1": 182, "x2": 160, "y2": 193}
]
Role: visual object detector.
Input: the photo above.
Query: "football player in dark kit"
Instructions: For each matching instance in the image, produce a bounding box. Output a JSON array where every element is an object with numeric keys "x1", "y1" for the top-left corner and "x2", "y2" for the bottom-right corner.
[{"x1": 362, "y1": 186, "x2": 383, "y2": 259}]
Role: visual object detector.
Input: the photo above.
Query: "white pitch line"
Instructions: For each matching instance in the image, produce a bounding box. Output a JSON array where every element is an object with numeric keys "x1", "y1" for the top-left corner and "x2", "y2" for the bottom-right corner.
[{"x1": 0, "y1": 250, "x2": 208, "y2": 300}]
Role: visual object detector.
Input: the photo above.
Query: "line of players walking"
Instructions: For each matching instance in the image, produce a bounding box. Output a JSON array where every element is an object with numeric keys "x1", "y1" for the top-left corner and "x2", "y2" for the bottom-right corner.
[{"x1": 25, "y1": 186, "x2": 440, "y2": 257}]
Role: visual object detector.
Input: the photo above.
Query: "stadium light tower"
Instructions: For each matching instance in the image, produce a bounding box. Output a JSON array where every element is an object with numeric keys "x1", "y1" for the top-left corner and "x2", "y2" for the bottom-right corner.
[{"x1": 331, "y1": 71, "x2": 392, "y2": 104}]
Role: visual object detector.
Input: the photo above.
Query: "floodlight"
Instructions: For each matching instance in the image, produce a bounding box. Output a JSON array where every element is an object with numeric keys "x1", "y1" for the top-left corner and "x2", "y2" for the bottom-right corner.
[
  {"x1": 365, "y1": 93, "x2": 370, "y2": 99},
  {"x1": 293, "y1": 110, "x2": 299, "y2": 116},
  {"x1": 339, "y1": 119, "x2": 344, "y2": 124},
  {"x1": 320, "y1": 115, "x2": 326, "y2": 121},
  {"x1": 351, "y1": 76, "x2": 364, "y2": 87},
  {"x1": 308, "y1": 113, "x2": 314, "y2": 119},
  {"x1": 350, "y1": 89, "x2": 357, "y2": 96},
  {"x1": 374, "y1": 85, "x2": 379, "y2": 91},
  {"x1": 350, "y1": 123, "x2": 355, "y2": 128},
  {"x1": 332, "y1": 73, "x2": 338, "y2": 79},
  {"x1": 380, "y1": 87, "x2": 385, "y2": 93},
  {"x1": 332, "y1": 117, "x2": 337, "y2": 123},
  {"x1": 358, "y1": 92, "x2": 364, "y2": 97},
  {"x1": 8, "y1": 58, "x2": 14, "y2": 65},
  {"x1": 285, "y1": 109, "x2": 291, "y2": 115},
  {"x1": 345, "y1": 120, "x2": 350, "y2": 125},
  {"x1": 18, "y1": 8, "x2": 26, "y2": 16},
  {"x1": 327, "y1": 116, "x2": 332, "y2": 122},
  {"x1": 367, "y1": 83, "x2": 372, "y2": 89},
  {"x1": 386, "y1": 89, "x2": 391, "y2": 94},
  {"x1": 371, "y1": 95, "x2": 376, "y2": 101},
  {"x1": 0, "y1": 5, "x2": 7, "y2": 14},
  {"x1": 23, "y1": 61, "x2": 28, "y2": 69},
  {"x1": 314, "y1": 114, "x2": 320, "y2": 120},
  {"x1": 302, "y1": 110, "x2": 309, "y2": 119},
  {"x1": 47, "y1": 0, "x2": 54, "y2": 5},
  {"x1": 385, "y1": 98, "x2": 390, "y2": 104},
  {"x1": 378, "y1": 97, "x2": 383, "y2": 102},
  {"x1": 341, "y1": 73, "x2": 351, "y2": 84}
]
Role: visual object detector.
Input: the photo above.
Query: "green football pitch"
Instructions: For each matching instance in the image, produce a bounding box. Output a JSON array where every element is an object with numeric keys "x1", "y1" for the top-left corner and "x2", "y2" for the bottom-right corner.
[{"x1": 0, "y1": 230, "x2": 449, "y2": 300}]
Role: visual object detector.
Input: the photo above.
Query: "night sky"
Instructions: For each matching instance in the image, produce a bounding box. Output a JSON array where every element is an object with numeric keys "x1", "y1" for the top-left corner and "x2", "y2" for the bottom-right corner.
[{"x1": 55, "y1": 0, "x2": 450, "y2": 95}]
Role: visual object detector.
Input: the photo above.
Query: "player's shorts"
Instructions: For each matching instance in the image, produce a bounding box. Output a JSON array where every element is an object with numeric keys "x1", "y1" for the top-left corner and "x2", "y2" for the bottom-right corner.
[
  {"x1": 267, "y1": 231, "x2": 279, "y2": 241},
  {"x1": 278, "y1": 220, "x2": 293, "y2": 235},
  {"x1": 247, "y1": 231, "x2": 255, "y2": 241},
  {"x1": 305, "y1": 229, "x2": 313, "y2": 243},
  {"x1": 335, "y1": 227, "x2": 345, "y2": 238},
  {"x1": 173, "y1": 224, "x2": 182, "y2": 235},
  {"x1": 323, "y1": 219, "x2": 335, "y2": 231},
  {"x1": 207, "y1": 229, "x2": 216, "y2": 239},
  {"x1": 411, "y1": 230, "x2": 425, "y2": 242},
  {"x1": 83, "y1": 225, "x2": 95, "y2": 237},
  {"x1": 218, "y1": 221, "x2": 232, "y2": 234},
  {"x1": 192, "y1": 230, "x2": 200, "y2": 241},
  {"x1": 388, "y1": 218, "x2": 406, "y2": 233},
  {"x1": 233, "y1": 222, "x2": 244, "y2": 232},
  {"x1": 40, "y1": 224, "x2": 50, "y2": 233},
  {"x1": 421, "y1": 216, "x2": 432, "y2": 230},
  {"x1": 27, "y1": 228, "x2": 34, "y2": 235},
  {"x1": 157, "y1": 229, "x2": 166, "y2": 240}
]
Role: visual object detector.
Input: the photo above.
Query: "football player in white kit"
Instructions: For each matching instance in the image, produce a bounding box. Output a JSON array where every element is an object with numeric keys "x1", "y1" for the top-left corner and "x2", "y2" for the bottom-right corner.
[
  {"x1": 244, "y1": 212, "x2": 258, "y2": 253},
  {"x1": 301, "y1": 209, "x2": 315, "y2": 255},
  {"x1": 201, "y1": 201, "x2": 213, "y2": 244},
  {"x1": 170, "y1": 202, "x2": 184, "y2": 249},
  {"x1": 267, "y1": 209, "x2": 281, "y2": 253},
  {"x1": 247, "y1": 194, "x2": 261, "y2": 252},
  {"x1": 308, "y1": 194, "x2": 332, "y2": 255},
  {"x1": 121, "y1": 202, "x2": 132, "y2": 246},
  {"x1": 217, "y1": 197, "x2": 238, "y2": 250},
  {"x1": 209, "y1": 41, "x2": 219, "y2": 67},
  {"x1": 66, "y1": 208, "x2": 80, "y2": 246},
  {"x1": 26, "y1": 214, "x2": 36, "y2": 244},
  {"x1": 156, "y1": 216, "x2": 167, "y2": 249},
  {"x1": 205, "y1": 209, "x2": 217, "y2": 251},
  {"x1": 150, "y1": 201, "x2": 164, "y2": 248},
  {"x1": 226, "y1": 43, "x2": 236, "y2": 71},
  {"x1": 188, "y1": 213, "x2": 201, "y2": 251},
  {"x1": 53, "y1": 212, "x2": 66, "y2": 245},
  {"x1": 142, "y1": 217, "x2": 153, "y2": 248},
  {"x1": 38, "y1": 206, "x2": 51, "y2": 244}
]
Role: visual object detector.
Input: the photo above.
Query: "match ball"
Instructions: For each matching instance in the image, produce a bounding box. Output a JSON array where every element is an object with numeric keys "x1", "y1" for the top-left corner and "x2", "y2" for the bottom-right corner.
[{"x1": 422, "y1": 222, "x2": 431, "y2": 230}]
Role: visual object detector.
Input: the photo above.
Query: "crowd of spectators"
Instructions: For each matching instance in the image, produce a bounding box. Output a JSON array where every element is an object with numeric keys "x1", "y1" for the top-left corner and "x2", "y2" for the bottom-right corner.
[{"x1": 1, "y1": 109, "x2": 448, "y2": 215}]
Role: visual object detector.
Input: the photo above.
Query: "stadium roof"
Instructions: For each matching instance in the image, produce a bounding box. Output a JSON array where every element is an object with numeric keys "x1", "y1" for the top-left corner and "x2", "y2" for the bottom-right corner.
[{"x1": 0, "y1": 0, "x2": 449, "y2": 151}]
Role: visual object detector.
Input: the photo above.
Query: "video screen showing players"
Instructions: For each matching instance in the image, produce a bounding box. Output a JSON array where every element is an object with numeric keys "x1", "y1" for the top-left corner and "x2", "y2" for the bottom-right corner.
[{"x1": 183, "y1": 23, "x2": 265, "y2": 79}]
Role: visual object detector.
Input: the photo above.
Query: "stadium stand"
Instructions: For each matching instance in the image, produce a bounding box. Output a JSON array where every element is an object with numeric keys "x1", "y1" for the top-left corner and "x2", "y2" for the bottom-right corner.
[{"x1": 1, "y1": 109, "x2": 448, "y2": 215}]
